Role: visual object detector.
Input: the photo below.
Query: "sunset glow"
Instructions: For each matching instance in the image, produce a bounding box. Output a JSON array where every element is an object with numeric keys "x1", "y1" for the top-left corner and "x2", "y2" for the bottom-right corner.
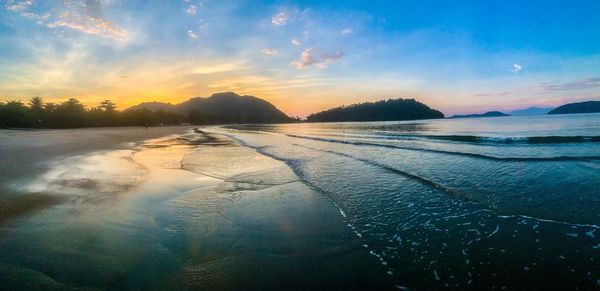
[{"x1": 1, "y1": 0, "x2": 600, "y2": 116}]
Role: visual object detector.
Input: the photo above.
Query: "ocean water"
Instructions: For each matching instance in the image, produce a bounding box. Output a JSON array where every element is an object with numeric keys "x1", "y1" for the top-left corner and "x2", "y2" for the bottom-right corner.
[
  {"x1": 0, "y1": 128, "x2": 391, "y2": 289},
  {"x1": 214, "y1": 113, "x2": 600, "y2": 290}
]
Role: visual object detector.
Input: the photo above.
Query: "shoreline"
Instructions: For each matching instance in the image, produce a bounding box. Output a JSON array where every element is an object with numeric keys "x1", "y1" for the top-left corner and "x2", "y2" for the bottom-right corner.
[{"x1": 0, "y1": 127, "x2": 395, "y2": 289}]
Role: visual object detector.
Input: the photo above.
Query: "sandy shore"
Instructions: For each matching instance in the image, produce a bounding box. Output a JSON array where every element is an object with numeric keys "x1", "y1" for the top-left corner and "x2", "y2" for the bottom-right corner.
[{"x1": 0, "y1": 127, "x2": 393, "y2": 289}]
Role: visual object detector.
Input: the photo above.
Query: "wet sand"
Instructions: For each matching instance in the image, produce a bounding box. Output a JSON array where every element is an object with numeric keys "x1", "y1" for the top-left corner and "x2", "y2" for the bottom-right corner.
[
  {"x1": 0, "y1": 127, "x2": 394, "y2": 289},
  {"x1": 0, "y1": 126, "x2": 194, "y2": 225}
]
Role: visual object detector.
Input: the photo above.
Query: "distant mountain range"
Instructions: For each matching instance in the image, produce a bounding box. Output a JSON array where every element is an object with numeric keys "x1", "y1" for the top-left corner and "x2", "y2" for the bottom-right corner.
[
  {"x1": 125, "y1": 93, "x2": 600, "y2": 125},
  {"x1": 305, "y1": 98, "x2": 444, "y2": 122},
  {"x1": 450, "y1": 111, "x2": 509, "y2": 119},
  {"x1": 509, "y1": 107, "x2": 554, "y2": 116},
  {"x1": 126, "y1": 92, "x2": 292, "y2": 124},
  {"x1": 548, "y1": 101, "x2": 600, "y2": 115}
]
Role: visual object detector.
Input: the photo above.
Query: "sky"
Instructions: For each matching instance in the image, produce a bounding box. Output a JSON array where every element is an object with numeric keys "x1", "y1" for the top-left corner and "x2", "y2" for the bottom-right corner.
[{"x1": 1, "y1": 0, "x2": 600, "y2": 116}]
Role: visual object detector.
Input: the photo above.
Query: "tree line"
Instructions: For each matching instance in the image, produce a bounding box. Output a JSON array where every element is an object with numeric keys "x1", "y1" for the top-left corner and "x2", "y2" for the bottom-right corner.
[
  {"x1": 306, "y1": 98, "x2": 444, "y2": 122},
  {"x1": 0, "y1": 97, "x2": 183, "y2": 128}
]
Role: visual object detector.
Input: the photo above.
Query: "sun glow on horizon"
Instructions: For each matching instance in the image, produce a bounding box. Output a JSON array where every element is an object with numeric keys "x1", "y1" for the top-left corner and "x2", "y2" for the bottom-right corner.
[{"x1": 1, "y1": 0, "x2": 600, "y2": 116}]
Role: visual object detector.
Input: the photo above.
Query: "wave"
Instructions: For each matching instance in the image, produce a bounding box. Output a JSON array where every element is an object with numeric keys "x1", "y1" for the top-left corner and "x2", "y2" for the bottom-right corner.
[
  {"x1": 285, "y1": 134, "x2": 600, "y2": 162},
  {"x1": 414, "y1": 134, "x2": 600, "y2": 144},
  {"x1": 223, "y1": 131, "x2": 600, "y2": 231},
  {"x1": 292, "y1": 144, "x2": 471, "y2": 202}
]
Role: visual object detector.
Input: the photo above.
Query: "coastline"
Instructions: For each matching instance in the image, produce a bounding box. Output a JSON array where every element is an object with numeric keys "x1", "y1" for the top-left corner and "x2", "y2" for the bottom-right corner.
[{"x1": 0, "y1": 127, "x2": 394, "y2": 289}]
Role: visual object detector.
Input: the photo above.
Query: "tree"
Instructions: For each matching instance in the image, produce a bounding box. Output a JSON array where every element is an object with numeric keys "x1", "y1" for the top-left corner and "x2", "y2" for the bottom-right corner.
[
  {"x1": 28, "y1": 96, "x2": 44, "y2": 127},
  {"x1": 28, "y1": 96, "x2": 44, "y2": 111},
  {"x1": 53, "y1": 98, "x2": 87, "y2": 128},
  {"x1": 0, "y1": 100, "x2": 30, "y2": 128},
  {"x1": 1, "y1": 97, "x2": 188, "y2": 128},
  {"x1": 99, "y1": 100, "x2": 116, "y2": 112}
]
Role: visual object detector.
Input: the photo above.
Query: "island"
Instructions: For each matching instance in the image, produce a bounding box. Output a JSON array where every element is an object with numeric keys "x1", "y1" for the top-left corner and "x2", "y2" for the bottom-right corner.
[
  {"x1": 450, "y1": 111, "x2": 509, "y2": 119},
  {"x1": 510, "y1": 107, "x2": 554, "y2": 116},
  {"x1": 305, "y1": 98, "x2": 444, "y2": 122},
  {"x1": 547, "y1": 101, "x2": 600, "y2": 115}
]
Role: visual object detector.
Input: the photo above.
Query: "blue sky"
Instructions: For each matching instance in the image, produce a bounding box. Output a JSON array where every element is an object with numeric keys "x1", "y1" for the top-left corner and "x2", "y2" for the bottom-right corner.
[{"x1": 1, "y1": 0, "x2": 599, "y2": 116}]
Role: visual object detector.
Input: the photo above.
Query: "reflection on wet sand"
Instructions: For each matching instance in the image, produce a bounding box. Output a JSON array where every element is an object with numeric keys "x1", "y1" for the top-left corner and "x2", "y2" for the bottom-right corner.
[
  {"x1": 0, "y1": 193, "x2": 64, "y2": 224},
  {"x1": 0, "y1": 128, "x2": 391, "y2": 290}
]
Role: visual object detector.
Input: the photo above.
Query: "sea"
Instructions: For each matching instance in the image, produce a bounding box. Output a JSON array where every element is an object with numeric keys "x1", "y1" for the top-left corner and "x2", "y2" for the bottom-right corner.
[
  {"x1": 1, "y1": 113, "x2": 599, "y2": 290},
  {"x1": 215, "y1": 113, "x2": 600, "y2": 290}
]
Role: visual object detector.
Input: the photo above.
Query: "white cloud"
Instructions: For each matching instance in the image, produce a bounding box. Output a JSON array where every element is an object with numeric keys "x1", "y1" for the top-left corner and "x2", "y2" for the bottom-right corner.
[
  {"x1": 4, "y1": 0, "x2": 33, "y2": 12},
  {"x1": 510, "y1": 63, "x2": 522, "y2": 74},
  {"x1": 42, "y1": 0, "x2": 128, "y2": 40},
  {"x1": 291, "y1": 48, "x2": 343, "y2": 69},
  {"x1": 271, "y1": 11, "x2": 289, "y2": 26},
  {"x1": 271, "y1": 8, "x2": 308, "y2": 26},
  {"x1": 187, "y1": 29, "x2": 198, "y2": 39},
  {"x1": 4, "y1": 0, "x2": 50, "y2": 25},
  {"x1": 291, "y1": 38, "x2": 302, "y2": 46},
  {"x1": 260, "y1": 48, "x2": 278, "y2": 56},
  {"x1": 186, "y1": 5, "x2": 198, "y2": 15},
  {"x1": 341, "y1": 28, "x2": 352, "y2": 34}
]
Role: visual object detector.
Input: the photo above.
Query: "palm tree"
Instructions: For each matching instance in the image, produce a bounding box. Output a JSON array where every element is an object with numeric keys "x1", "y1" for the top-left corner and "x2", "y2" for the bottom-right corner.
[
  {"x1": 28, "y1": 96, "x2": 44, "y2": 127},
  {"x1": 99, "y1": 100, "x2": 117, "y2": 112},
  {"x1": 28, "y1": 96, "x2": 44, "y2": 111}
]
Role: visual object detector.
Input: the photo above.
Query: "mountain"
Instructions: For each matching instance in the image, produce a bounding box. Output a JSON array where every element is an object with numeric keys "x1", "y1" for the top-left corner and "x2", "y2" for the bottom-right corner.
[
  {"x1": 126, "y1": 92, "x2": 292, "y2": 124},
  {"x1": 125, "y1": 102, "x2": 177, "y2": 112},
  {"x1": 306, "y1": 98, "x2": 444, "y2": 122},
  {"x1": 510, "y1": 107, "x2": 554, "y2": 116},
  {"x1": 450, "y1": 111, "x2": 509, "y2": 119},
  {"x1": 547, "y1": 101, "x2": 600, "y2": 115}
]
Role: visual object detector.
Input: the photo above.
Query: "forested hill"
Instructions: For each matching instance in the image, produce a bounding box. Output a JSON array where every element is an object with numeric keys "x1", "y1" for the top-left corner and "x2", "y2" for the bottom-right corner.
[
  {"x1": 0, "y1": 92, "x2": 292, "y2": 129},
  {"x1": 547, "y1": 101, "x2": 600, "y2": 115},
  {"x1": 306, "y1": 98, "x2": 444, "y2": 122},
  {"x1": 127, "y1": 92, "x2": 292, "y2": 124}
]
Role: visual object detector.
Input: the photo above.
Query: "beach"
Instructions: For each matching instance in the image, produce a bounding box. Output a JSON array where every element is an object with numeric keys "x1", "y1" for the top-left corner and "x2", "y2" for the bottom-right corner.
[
  {"x1": 2, "y1": 115, "x2": 600, "y2": 290},
  {"x1": 0, "y1": 127, "x2": 392, "y2": 290}
]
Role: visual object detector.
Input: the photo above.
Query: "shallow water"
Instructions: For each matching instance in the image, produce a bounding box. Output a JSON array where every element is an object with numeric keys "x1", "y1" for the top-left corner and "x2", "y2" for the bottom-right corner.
[
  {"x1": 215, "y1": 113, "x2": 600, "y2": 290},
  {"x1": 0, "y1": 128, "x2": 390, "y2": 289}
]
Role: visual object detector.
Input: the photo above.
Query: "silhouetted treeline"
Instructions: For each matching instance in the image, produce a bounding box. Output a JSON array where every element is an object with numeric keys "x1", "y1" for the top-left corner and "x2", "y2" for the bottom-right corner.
[
  {"x1": 0, "y1": 96, "x2": 298, "y2": 129},
  {"x1": 306, "y1": 98, "x2": 444, "y2": 122},
  {"x1": 0, "y1": 97, "x2": 182, "y2": 128}
]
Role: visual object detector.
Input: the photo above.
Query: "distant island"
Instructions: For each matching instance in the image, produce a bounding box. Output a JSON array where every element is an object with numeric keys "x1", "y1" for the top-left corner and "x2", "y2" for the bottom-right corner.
[
  {"x1": 548, "y1": 101, "x2": 600, "y2": 115},
  {"x1": 510, "y1": 107, "x2": 554, "y2": 116},
  {"x1": 306, "y1": 98, "x2": 444, "y2": 122},
  {"x1": 450, "y1": 111, "x2": 509, "y2": 119}
]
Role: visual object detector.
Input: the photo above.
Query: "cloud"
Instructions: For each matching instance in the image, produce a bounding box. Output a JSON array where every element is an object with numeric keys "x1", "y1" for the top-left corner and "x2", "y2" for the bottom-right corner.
[
  {"x1": 474, "y1": 88, "x2": 520, "y2": 97},
  {"x1": 271, "y1": 11, "x2": 289, "y2": 26},
  {"x1": 291, "y1": 38, "x2": 302, "y2": 46},
  {"x1": 4, "y1": 0, "x2": 33, "y2": 12},
  {"x1": 186, "y1": 5, "x2": 197, "y2": 15},
  {"x1": 541, "y1": 77, "x2": 600, "y2": 91},
  {"x1": 4, "y1": 0, "x2": 50, "y2": 25},
  {"x1": 45, "y1": 0, "x2": 128, "y2": 40},
  {"x1": 191, "y1": 61, "x2": 247, "y2": 75},
  {"x1": 341, "y1": 28, "x2": 352, "y2": 34},
  {"x1": 510, "y1": 63, "x2": 522, "y2": 74},
  {"x1": 260, "y1": 48, "x2": 278, "y2": 56},
  {"x1": 271, "y1": 8, "x2": 307, "y2": 26},
  {"x1": 187, "y1": 29, "x2": 198, "y2": 39},
  {"x1": 291, "y1": 48, "x2": 343, "y2": 69}
]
